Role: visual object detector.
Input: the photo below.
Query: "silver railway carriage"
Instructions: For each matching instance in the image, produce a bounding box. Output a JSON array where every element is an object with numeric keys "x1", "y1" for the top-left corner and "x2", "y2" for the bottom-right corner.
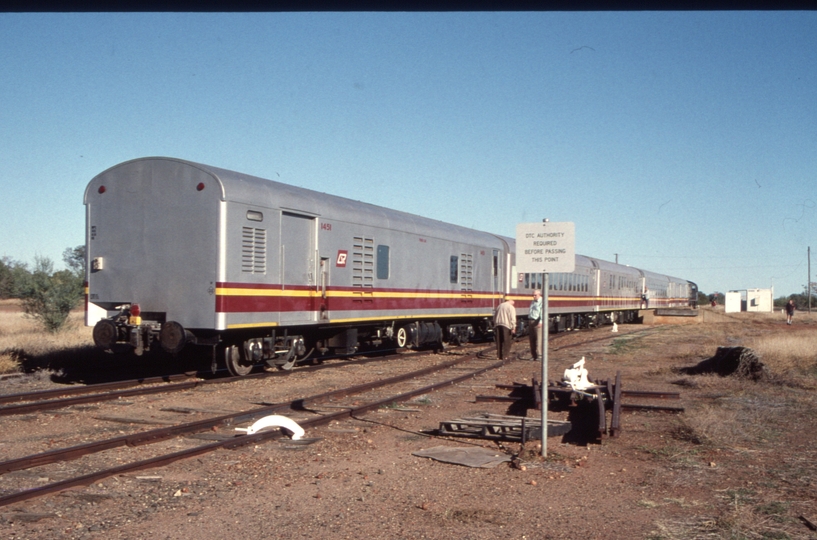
[{"x1": 85, "y1": 157, "x2": 696, "y2": 375}]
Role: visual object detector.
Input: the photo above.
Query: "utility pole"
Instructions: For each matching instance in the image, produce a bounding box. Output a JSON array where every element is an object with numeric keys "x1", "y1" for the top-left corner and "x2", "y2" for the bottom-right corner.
[{"x1": 809, "y1": 246, "x2": 812, "y2": 314}]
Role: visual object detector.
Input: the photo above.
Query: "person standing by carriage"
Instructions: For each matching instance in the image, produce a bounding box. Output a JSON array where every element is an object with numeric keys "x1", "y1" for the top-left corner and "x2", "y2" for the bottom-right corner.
[
  {"x1": 493, "y1": 297, "x2": 516, "y2": 360},
  {"x1": 528, "y1": 289, "x2": 543, "y2": 361}
]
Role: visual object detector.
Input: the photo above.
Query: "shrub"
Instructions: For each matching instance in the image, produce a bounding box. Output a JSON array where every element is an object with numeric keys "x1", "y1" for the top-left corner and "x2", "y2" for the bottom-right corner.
[
  {"x1": 20, "y1": 256, "x2": 83, "y2": 333},
  {"x1": 0, "y1": 256, "x2": 31, "y2": 299}
]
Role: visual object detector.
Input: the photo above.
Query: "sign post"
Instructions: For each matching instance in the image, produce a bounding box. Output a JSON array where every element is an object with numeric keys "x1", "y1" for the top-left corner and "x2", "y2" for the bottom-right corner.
[{"x1": 515, "y1": 221, "x2": 575, "y2": 457}]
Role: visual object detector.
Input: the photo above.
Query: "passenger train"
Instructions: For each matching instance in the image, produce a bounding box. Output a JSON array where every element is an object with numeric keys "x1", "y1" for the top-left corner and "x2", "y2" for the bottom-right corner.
[{"x1": 85, "y1": 157, "x2": 697, "y2": 375}]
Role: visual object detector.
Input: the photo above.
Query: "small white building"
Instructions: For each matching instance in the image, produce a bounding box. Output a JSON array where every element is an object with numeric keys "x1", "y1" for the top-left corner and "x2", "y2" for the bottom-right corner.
[{"x1": 725, "y1": 289, "x2": 774, "y2": 313}]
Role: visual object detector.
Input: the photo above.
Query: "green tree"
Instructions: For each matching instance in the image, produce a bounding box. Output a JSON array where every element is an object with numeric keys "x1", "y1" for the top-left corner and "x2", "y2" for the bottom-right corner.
[
  {"x1": 0, "y1": 257, "x2": 13, "y2": 299},
  {"x1": 62, "y1": 245, "x2": 86, "y2": 278},
  {"x1": 21, "y1": 255, "x2": 83, "y2": 333},
  {"x1": 784, "y1": 284, "x2": 817, "y2": 310},
  {"x1": 0, "y1": 257, "x2": 31, "y2": 299}
]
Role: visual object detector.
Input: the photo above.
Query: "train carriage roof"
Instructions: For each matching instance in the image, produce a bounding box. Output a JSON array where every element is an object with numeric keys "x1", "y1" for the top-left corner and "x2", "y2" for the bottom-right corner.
[
  {"x1": 640, "y1": 268, "x2": 689, "y2": 285},
  {"x1": 584, "y1": 256, "x2": 688, "y2": 284},
  {"x1": 586, "y1": 257, "x2": 643, "y2": 277},
  {"x1": 87, "y1": 157, "x2": 511, "y2": 249},
  {"x1": 86, "y1": 157, "x2": 693, "y2": 287}
]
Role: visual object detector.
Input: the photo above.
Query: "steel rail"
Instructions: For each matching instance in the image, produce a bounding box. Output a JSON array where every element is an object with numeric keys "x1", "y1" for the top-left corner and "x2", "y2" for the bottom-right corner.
[
  {"x1": 0, "y1": 349, "x2": 446, "y2": 416},
  {"x1": 620, "y1": 403, "x2": 685, "y2": 412},
  {"x1": 0, "y1": 353, "x2": 502, "y2": 507},
  {"x1": 0, "y1": 353, "x2": 483, "y2": 473},
  {"x1": 0, "y1": 373, "x2": 198, "y2": 405},
  {"x1": 0, "y1": 380, "x2": 210, "y2": 416},
  {"x1": 0, "y1": 349, "x2": 498, "y2": 487},
  {"x1": 620, "y1": 390, "x2": 680, "y2": 399}
]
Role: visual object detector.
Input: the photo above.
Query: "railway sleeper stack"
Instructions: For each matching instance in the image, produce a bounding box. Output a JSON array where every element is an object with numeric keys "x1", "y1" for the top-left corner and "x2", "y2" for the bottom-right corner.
[
  {"x1": 438, "y1": 413, "x2": 572, "y2": 442},
  {"x1": 468, "y1": 371, "x2": 683, "y2": 443}
]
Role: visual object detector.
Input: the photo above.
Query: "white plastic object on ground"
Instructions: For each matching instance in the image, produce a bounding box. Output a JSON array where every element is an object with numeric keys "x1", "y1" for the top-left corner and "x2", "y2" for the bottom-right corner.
[
  {"x1": 234, "y1": 414, "x2": 305, "y2": 440},
  {"x1": 562, "y1": 356, "x2": 594, "y2": 391}
]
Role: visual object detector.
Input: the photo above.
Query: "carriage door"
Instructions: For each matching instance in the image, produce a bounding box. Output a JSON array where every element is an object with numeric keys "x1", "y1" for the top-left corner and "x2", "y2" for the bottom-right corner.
[
  {"x1": 280, "y1": 211, "x2": 318, "y2": 324},
  {"x1": 319, "y1": 257, "x2": 329, "y2": 320}
]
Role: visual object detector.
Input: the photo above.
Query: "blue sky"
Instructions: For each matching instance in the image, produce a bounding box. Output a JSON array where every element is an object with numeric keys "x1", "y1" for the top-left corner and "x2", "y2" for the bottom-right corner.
[{"x1": 1, "y1": 12, "x2": 815, "y2": 297}]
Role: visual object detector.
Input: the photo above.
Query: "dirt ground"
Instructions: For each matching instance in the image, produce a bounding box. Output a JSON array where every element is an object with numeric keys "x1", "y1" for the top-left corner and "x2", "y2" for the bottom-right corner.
[{"x1": 1, "y1": 311, "x2": 816, "y2": 540}]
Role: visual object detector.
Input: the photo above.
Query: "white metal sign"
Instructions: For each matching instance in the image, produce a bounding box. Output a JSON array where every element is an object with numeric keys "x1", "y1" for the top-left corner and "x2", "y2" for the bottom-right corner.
[{"x1": 515, "y1": 221, "x2": 575, "y2": 274}]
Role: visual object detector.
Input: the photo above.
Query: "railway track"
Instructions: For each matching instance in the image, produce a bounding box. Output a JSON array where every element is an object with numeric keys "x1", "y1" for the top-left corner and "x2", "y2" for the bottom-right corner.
[
  {"x1": 0, "y1": 346, "x2": 504, "y2": 507},
  {"x1": 0, "y1": 325, "x2": 642, "y2": 418},
  {"x1": 0, "y1": 347, "x2": 465, "y2": 416}
]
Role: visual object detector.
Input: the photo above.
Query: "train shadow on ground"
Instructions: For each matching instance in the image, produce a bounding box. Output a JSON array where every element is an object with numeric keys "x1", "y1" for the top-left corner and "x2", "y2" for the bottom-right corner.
[
  {"x1": 17, "y1": 345, "x2": 214, "y2": 385},
  {"x1": 16, "y1": 336, "x2": 495, "y2": 386}
]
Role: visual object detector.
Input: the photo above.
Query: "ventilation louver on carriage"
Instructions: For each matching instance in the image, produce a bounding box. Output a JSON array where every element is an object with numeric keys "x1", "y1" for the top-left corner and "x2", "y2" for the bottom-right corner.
[
  {"x1": 460, "y1": 253, "x2": 473, "y2": 292},
  {"x1": 241, "y1": 227, "x2": 267, "y2": 274},
  {"x1": 352, "y1": 236, "x2": 374, "y2": 289}
]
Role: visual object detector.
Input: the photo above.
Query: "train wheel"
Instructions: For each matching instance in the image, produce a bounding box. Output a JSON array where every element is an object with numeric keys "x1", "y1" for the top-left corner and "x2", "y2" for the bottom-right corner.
[
  {"x1": 92, "y1": 319, "x2": 118, "y2": 349},
  {"x1": 395, "y1": 327, "x2": 408, "y2": 348},
  {"x1": 225, "y1": 344, "x2": 253, "y2": 377}
]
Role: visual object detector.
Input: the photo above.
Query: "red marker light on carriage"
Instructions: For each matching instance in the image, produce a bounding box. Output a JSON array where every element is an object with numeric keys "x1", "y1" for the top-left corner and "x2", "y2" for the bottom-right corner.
[
  {"x1": 196, "y1": 182, "x2": 205, "y2": 191},
  {"x1": 98, "y1": 185, "x2": 106, "y2": 194},
  {"x1": 128, "y1": 303, "x2": 142, "y2": 325}
]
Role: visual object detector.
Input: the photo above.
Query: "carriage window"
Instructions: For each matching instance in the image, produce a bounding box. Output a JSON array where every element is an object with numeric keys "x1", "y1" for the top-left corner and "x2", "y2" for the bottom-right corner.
[
  {"x1": 527, "y1": 273, "x2": 542, "y2": 291},
  {"x1": 377, "y1": 245, "x2": 390, "y2": 279},
  {"x1": 450, "y1": 256, "x2": 458, "y2": 283}
]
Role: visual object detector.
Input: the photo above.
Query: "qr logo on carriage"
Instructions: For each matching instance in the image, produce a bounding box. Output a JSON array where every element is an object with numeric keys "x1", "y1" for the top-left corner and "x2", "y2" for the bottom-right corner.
[{"x1": 336, "y1": 250, "x2": 348, "y2": 267}]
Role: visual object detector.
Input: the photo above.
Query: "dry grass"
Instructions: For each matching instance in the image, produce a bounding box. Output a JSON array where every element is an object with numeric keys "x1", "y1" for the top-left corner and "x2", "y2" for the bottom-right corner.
[
  {"x1": 745, "y1": 331, "x2": 817, "y2": 377},
  {"x1": 644, "y1": 314, "x2": 817, "y2": 540},
  {"x1": 672, "y1": 320, "x2": 817, "y2": 446},
  {"x1": 650, "y1": 511, "x2": 807, "y2": 540},
  {"x1": 677, "y1": 390, "x2": 803, "y2": 449},
  {"x1": 662, "y1": 309, "x2": 817, "y2": 383},
  {"x1": 654, "y1": 424, "x2": 817, "y2": 539},
  {"x1": 650, "y1": 487, "x2": 813, "y2": 539},
  {"x1": 704, "y1": 306, "x2": 817, "y2": 324},
  {"x1": 0, "y1": 300, "x2": 92, "y2": 374}
]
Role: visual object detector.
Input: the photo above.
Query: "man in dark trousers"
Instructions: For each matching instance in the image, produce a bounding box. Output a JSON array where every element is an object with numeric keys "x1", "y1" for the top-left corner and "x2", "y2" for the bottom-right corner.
[
  {"x1": 785, "y1": 299, "x2": 796, "y2": 325},
  {"x1": 528, "y1": 290, "x2": 543, "y2": 360},
  {"x1": 493, "y1": 297, "x2": 516, "y2": 360}
]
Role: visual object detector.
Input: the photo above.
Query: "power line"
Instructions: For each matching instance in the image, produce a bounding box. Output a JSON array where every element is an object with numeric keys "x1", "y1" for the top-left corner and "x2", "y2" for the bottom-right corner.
[
  {"x1": 619, "y1": 254, "x2": 784, "y2": 260},
  {"x1": 632, "y1": 264, "x2": 801, "y2": 271}
]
